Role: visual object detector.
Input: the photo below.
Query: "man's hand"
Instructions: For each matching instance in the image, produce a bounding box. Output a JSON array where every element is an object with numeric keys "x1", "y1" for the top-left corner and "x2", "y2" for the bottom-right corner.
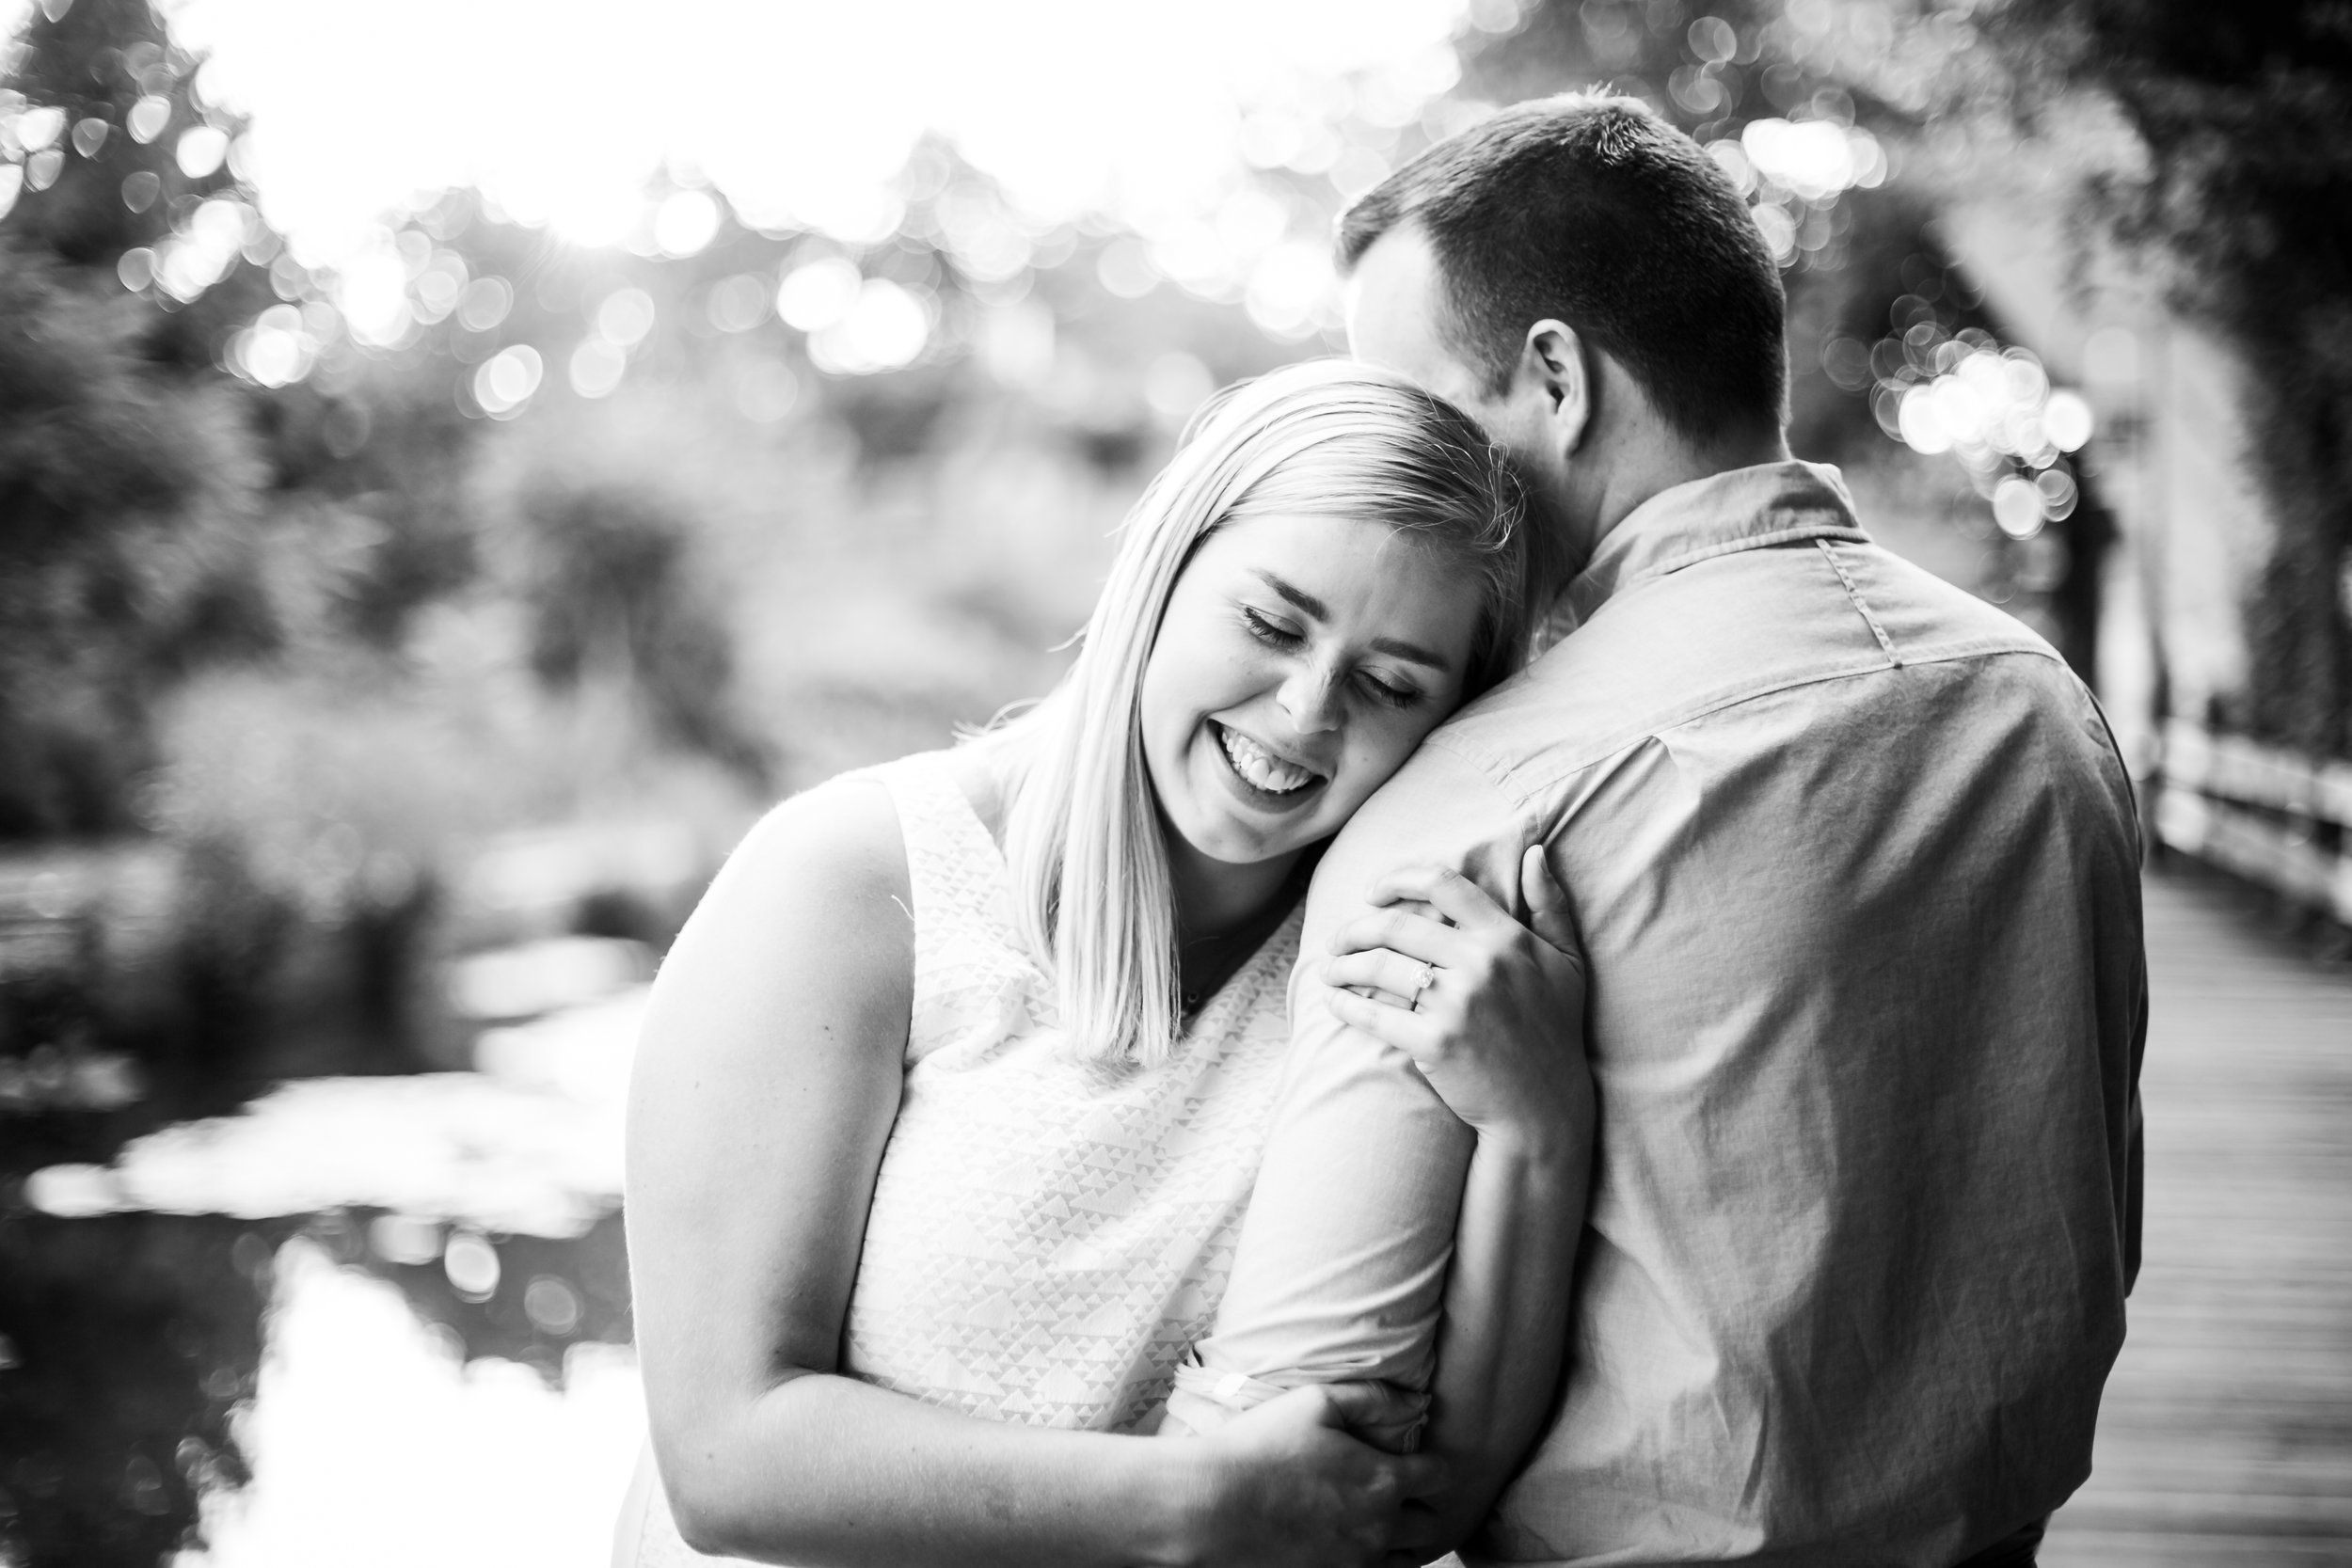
[{"x1": 1176, "y1": 1386, "x2": 1449, "y2": 1568}]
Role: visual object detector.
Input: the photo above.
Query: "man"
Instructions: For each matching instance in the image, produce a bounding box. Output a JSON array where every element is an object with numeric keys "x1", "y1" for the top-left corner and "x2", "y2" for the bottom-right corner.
[{"x1": 1197, "y1": 95, "x2": 2146, "y2": 1567}]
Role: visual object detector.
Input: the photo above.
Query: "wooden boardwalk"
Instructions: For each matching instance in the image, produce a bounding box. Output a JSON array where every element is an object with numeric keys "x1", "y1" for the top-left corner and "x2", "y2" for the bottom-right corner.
[{"x1": 2043, "y1": 863, "x2": 2352, "y2": 1565}]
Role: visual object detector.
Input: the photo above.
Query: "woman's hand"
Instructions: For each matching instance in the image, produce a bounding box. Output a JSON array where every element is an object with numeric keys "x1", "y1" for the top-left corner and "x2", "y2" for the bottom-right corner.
[
  {"x1": 1180, "y1": 1386, "x2": 1448, "y2": 1568},
  {"x1": 1319, "y1": 847, "x2": 1589, "y2": 1149}
]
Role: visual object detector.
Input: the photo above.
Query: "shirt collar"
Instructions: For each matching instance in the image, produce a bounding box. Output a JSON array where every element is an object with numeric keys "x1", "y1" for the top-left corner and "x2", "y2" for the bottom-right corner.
[{"x1": 1552, "y1": 460, "x2": 1867, "y2": 632}]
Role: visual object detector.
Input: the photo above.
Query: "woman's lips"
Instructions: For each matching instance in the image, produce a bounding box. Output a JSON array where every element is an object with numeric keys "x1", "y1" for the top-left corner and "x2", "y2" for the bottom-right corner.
[{"x1": 1209, "y1": 720, "x2": 1327, "y2": 808}]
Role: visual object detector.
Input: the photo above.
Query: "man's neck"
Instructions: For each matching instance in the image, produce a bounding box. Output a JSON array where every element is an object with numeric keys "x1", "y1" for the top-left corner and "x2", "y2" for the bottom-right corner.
[{"x1": 1545, "y1": 425, "x2": 1792, "y2": 593}]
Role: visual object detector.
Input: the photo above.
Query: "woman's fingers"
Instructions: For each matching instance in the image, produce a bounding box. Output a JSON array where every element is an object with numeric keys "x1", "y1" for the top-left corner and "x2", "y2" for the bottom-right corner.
[
  {"x1": 1364, "y1": 863, "x2": 1516, "y2": 933},
  {"x1": 1323, "y1": 947, "x2": 1438, "y2": 1008},
  {"x1": 1518, "y1": 843, "x2": 1582, "y2": 958},
  {"x1": 1327, "y1": 904, "x2": 1475, "y2": 968},
  {"x1": 1326, "y1": 984, "x2": 1440, "y2": 1060}
]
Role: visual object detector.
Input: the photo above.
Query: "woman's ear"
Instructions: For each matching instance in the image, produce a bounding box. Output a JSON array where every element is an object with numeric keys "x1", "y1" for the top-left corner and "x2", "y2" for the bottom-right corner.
[{"x1": 1518, "y1": 319, "x2": 1592, "y2": 459}]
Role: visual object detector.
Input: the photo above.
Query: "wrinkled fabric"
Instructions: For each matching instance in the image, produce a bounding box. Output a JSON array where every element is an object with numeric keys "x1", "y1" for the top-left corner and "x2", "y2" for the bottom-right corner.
[{"x1": 1189, "y1": 462, "x2": 2146, "y2": 1568}]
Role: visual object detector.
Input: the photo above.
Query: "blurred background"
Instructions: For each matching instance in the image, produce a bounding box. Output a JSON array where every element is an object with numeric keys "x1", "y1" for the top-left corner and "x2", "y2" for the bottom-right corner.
[{"x1": 0, "y1": 0, "x2": 2346, "y2": 1563}]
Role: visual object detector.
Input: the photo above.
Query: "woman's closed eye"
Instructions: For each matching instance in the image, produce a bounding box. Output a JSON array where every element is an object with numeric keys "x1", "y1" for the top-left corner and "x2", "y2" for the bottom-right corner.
[
  {"x1": 1240, "y1": 605, "x2": 1304, "y2": 649},
  {"x1": 1355, "y1": 669, "x2": 1422, "y2": 710},
  {"x1": 1242, "y1": 606, "x2": 1423, "y2": 711}
]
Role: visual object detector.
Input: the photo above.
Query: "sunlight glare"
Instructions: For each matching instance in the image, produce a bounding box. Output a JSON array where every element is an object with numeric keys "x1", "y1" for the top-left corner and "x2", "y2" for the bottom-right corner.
[{"x1": 160, "y1": 0, "x2": 1483, "y2": 271}]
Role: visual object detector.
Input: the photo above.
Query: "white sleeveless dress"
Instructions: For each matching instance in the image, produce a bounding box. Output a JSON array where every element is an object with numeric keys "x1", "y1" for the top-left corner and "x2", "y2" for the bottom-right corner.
[{"x1": 627, "y1": 751, "x2": 1300, "y2": 1565}]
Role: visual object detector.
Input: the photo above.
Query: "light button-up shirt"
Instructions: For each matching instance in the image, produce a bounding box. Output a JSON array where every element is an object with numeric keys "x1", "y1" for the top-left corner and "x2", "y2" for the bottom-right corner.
[{"x1": 1192, "y1": 461, "x2": 2147, "y2": 1567}]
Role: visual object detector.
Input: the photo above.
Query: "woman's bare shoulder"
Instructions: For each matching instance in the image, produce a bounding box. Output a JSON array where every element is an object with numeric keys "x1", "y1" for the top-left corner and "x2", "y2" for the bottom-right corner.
[
  {"x1": 649, "y1": 773, "x2": 915, "y2": 1032},
  {"x1": 728, "y1": 773, "x2": 911, "y2": 907}
]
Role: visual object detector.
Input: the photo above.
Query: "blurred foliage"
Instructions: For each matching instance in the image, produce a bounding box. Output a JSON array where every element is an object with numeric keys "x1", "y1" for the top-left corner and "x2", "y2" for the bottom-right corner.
[
  {"x1": 0, "y1": 250, "x2": 271, "y2": 835},
  {"x1": 0, "y1": 0, "x2": 278, "y2": 838},
  {"x1": 1976, "y1": 0, "x2": 2352, "y2": 755},
  {"x1": 511, "y1": 483, "x2": 770, "y2": 787}
]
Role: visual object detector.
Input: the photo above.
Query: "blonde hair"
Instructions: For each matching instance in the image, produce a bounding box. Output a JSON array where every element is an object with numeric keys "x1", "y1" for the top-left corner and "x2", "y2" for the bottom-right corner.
[{"x1": 992, "y1": 358, "x2": 1526, "y2": 1067}]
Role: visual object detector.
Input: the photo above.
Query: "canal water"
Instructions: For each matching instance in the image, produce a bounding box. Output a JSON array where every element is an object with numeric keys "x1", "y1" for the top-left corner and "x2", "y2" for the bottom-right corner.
[{"x1": 1, "y1": 991, "x2": 652, "y2": 1568}]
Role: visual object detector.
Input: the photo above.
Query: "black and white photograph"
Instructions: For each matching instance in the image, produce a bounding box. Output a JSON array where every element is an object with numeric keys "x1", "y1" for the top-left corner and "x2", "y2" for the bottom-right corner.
[{"x1": 1, "y1": 0, "x2": 2347, "y2": 1564}]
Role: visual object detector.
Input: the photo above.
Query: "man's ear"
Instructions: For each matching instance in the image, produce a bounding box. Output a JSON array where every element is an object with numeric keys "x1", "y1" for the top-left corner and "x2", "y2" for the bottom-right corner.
[{"x1": 1518, "y1": 319, "x2": 1592, "y2": 457}]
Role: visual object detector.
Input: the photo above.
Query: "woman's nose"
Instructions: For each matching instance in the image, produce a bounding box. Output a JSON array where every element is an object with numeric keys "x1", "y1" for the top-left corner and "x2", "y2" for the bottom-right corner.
[{"x1": 1276, "y1": 660, "x2": 1343, "y2": 735}]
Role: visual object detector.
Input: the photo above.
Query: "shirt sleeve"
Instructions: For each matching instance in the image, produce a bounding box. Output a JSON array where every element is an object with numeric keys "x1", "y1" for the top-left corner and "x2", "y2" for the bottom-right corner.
[{"x1": 1171, "y1": 741, "x2": 1530, "y2": 1449}]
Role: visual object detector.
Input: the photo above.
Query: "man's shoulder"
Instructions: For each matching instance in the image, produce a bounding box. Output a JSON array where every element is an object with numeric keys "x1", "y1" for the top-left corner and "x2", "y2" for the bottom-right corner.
[{"x1": 1420, "y1": 534, "x2": 2079, "y2": 801}]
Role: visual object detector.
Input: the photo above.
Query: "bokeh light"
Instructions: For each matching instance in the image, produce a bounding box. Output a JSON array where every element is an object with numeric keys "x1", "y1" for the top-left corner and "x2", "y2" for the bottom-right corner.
[
  {"x1": 472, "y1": 343, "x2": 545, "y2": 418},
  {"x1": 1838, "y1": 296, "x2": 2101, "y2": 540},
  {"x1": 455, "y1": 275, "x2": 514, "y2": 332},
  {"x1": 652, "y1": 187, "x2": 720, "y2": 259},
  {"x1": 594, "y1": 287, "x2": 656, "y2": 348},
  {"x1": 126, "y1": 91, "x2": 170, "y2": 142},
  {"x1": 807, "y1": 278, "x2": 930, "y2": 376},
  {"x1": 705, "y1": 273, "x2": 771, "y2": 333},
  {"x1": 775, "y1": 257, "x2": 862, "y2": 332},
  {"x1": 177, "y1": 122, "x2": 230, "y2": 177},
  {"x1": 568, "y1": 337, "x2": 627, "y2": 399}
]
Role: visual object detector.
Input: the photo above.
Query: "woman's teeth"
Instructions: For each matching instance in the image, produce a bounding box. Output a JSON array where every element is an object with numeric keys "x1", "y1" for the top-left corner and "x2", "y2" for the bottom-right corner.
[{"x1": 1218, "y1": 724, "x2": 1316, "y2": 794}]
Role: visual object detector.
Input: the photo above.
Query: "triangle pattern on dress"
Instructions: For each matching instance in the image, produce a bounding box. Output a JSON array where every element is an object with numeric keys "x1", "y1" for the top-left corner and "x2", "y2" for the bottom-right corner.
[{"x1": 832, "y1": 749, "x2": 1301, "y2": 1436}]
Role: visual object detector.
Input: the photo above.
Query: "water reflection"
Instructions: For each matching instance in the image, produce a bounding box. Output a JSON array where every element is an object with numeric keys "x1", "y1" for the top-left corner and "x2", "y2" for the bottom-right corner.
[
  {"x1": 27, "y1": 990, "x2": 641, "y2": 1234},
  {"x1": 182, "y1": 1230, "x2": 642, "y2": 1568},
  {"x1": 3, "y1": 990, "x2": 647, "y2": 1565},
  {"x1": 0, "y1": 1211, "x2": 281, "y2": 1568}
]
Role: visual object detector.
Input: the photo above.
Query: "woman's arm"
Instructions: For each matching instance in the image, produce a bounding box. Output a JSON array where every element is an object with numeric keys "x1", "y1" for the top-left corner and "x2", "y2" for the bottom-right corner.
[
  {"x1": 626, "y1": 776, "x2": 1440, "y2": 1568},
  {"x1": 1176, "y1": 796, "x2": 1592, "y2": 1559},
  {"x1": 1324, "y1": 857, "x2": 1594, "y2": 1550}
]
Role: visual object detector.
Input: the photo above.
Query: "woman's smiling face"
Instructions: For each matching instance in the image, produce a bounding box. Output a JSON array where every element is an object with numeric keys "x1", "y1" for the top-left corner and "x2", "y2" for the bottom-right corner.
[{"x1": 1139, "y1": 510, "x2": 1486, "y2": 875}]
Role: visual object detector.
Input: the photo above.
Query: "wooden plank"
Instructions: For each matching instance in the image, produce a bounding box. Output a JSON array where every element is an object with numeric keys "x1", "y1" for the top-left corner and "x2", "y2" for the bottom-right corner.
[{"x1": 2042, "y1": 864, "x2": 2352, "y2": 1566}]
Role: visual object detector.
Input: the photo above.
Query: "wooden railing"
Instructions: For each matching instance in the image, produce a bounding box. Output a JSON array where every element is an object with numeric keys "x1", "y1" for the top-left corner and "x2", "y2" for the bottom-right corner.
[{"x1": 2148, "y1": 720, "x2": 2352, "y2": 925}]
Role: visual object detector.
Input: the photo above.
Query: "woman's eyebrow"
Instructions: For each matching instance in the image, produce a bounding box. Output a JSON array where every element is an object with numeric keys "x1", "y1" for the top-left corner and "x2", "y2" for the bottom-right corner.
[
  {"x1": 1252, "y1": 570, "x2": 1454, "y2": 673},
  {"x1": 1253, "y1": 569, "x2": 1327, "y2": 620},
  {"x1": 1370, "y1": 636, "x2": 1454, "y2": 673}
]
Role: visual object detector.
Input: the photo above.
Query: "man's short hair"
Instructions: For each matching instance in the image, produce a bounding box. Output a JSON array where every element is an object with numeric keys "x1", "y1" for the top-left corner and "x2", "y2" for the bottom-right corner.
[{"x1": 1340, "y1": 94, "x2": 1788, "y2": 439}]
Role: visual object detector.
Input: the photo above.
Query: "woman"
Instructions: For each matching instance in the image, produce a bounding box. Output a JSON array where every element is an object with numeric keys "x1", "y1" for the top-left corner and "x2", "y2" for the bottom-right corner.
[{"x1": 622, "y1": 360, "x2": 1589, "y2": 1567}]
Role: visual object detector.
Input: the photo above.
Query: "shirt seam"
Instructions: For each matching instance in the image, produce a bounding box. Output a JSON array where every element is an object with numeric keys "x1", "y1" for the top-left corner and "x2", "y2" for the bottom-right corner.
[
  {"x1": 1428, "y1": 639, "x2": 2070, "y2": 811},
  {"x1": 1817, "y1": 538, "x2": 1903, "y2": 666},
  {"x1": 1653, "y1": 522, "x2": 1869, "y2": 577},
  {"x1": 1577, "y1": 523, "x2": 1869, "y2": 617}
]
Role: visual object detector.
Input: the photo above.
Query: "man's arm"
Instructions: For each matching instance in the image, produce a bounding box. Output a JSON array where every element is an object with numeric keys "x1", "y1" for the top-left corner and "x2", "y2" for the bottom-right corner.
[{"x1": 1181, "y1": 745, "x2": 1593, "y2": 1550}]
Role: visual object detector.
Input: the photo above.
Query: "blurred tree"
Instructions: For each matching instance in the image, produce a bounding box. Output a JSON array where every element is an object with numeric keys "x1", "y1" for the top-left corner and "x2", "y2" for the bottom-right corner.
[
  {"x1": 0, "y1": 0, "x2": 282, "y2": 836},
  {"x1": 1982, "y1": 0, "x2": 2352, "y2": 756},
  {"x1": 514, "y1": 483, "x2": 772, "y2": 786},
  {"x1": 0, "y1": 247, "x2": 270, "y2": 835},
  {"x1": 2, "y1": 0, "x2": 274, "y2": 363}
]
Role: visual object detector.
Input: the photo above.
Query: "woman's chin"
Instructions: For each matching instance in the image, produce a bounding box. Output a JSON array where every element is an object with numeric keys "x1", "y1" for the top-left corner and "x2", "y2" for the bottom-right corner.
[{"x1": 1167, "y1": 799, "x2": 1308, "y2": 871}]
